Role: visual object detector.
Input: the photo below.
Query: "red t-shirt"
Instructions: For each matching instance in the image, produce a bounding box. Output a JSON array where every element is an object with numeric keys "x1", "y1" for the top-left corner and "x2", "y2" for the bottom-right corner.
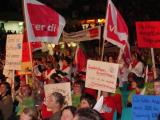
[
  {"x1": 41, "y1": 103, "x2": 53, "y2": 119},
  {"x1": 101, "y1": 96, "x2": 116, "y2": 120}
]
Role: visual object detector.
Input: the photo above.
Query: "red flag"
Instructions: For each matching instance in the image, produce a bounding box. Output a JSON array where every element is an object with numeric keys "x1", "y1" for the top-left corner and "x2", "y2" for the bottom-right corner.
[
  {"x1": 104, "y1": 0, "x2": 131, "y2": 64},
  {"x1": 24, "y1": 0, "x2": 65, "y2": 44},
  {"x1": 23, "y1": 29, "x2": 42, "y2": 53},
  {"x1": 74, "y1": 46, "x2": 87, "y2": 72}
]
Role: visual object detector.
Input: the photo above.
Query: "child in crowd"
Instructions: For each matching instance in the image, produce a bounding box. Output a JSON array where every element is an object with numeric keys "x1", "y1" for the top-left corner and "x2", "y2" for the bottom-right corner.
[
  {"x1": 16, "y1": 85, "x2": 35, "y2": 116},
  {"x1": 79, "y1": 93, "x2": 96, "y2": 109},
  {"x1": 127, "y1": 76, "x2": 144, "y2": 106},
  {"x1": 101, "y1": 91, "x2": 116, "y2": 120},
  {"x1": 153, "y1": 78, "x2": 160, "y2": 95},
  {"x1": 19, "y1": 107, "x2": 38, "y2": 120},
  {"x1": 61, "y1": 106, "x2": 77, "y2": 120},
  {"x1": 72, "y1": 80, "x2": 85, "y2": 107}
]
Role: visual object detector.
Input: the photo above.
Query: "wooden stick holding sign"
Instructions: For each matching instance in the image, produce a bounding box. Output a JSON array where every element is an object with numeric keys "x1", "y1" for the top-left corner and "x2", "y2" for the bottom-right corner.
[
  {"x1": 98, "y1": 37, "x2": 107, "y2": 99},
  {"x1": 151, "y1": 48, "x2": 157, "y2": 79}
]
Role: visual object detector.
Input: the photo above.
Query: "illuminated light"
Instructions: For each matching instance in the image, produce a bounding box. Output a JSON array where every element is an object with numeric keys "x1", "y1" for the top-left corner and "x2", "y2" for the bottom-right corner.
[
  {"x1": 61, "y1": 44, "x2": 65, "y2": 49},
  {"x1": 67, "y1": 43, "x2": 71, "y2": 47},
  {"x1": 97, "y1": 19, "x2": 105, "y2": 23},
  {"x1": 86, "y1": 19, "x2": 95, "y2": 24},
  {"x1": 18, "y1": 22, "x2": 23, "y2": 26},
  {"x1": 52, "y1": 44, "x2": 55, "y2": 48},
  {"x1": 70, "y1": 42, "x2": 77, "y2": 47}
]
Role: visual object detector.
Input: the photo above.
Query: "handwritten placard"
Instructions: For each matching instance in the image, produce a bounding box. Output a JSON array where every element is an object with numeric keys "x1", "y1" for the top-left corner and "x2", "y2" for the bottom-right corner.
[
  {"x1": 85, "y1": 60, "x2": 119, "y2": 93},
  {"x1": 44, "y1": 82, "x2": 72, "y2": 106},
  {"x1": 4, "y1": 34, "x2": 23, "y2": 70},
  {"x1": 132, "y1": 95, "x2": 160, "y2": 120}
]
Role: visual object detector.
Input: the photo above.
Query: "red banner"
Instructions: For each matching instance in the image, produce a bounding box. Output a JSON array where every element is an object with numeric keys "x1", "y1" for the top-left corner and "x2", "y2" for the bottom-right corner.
[
  {"x1": 24, "y1": 0, "x2": 65, "y2": 43},
  {"x1": 136, "y1": 21, "x2": 160, "y2": 48}
]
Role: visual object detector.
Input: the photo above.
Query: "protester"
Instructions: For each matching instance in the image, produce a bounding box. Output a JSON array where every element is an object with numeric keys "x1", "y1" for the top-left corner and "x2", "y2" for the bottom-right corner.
[
  {"x1": 112, "y1": 80, "x2": 123, "y2": 119},
  {"x1": 127, "y1": 76, "x2": 144, "y2": 106},
  {"x1": 73, "y1": 108, "x2": 103, "y2": 120},
  {"x1": 79, "y1": 93, "x2": 96, "y2": 109},
  {"x1": 101, "y1": 91, "x2": 116, "y2": 120},
  {"x1": 46, "y1": 92, "x2": 65, "y2": 120},
  {"x1": 0, "y1": 82, "x2": 13, "y2": 120},
  {"x1": 60, "y1": 56, "x2": 72, "y2": 80},
  {"x1": 16, "y1": 84, "x2": 35, "y2": 115},
  {"x1": 19, "y1": 107, "x2": 38, "y2": 120},
  {"x1": 129, "y1": 52, "x2": 144, "y2": 77},
  {"x1": 153, "y1": 78, "x2": 160, "y2": 95},
  {"x1": 72, "y1": 80, "x2": 85, "y2": 107},
  {"x1": 61, "y1": 106, "x2": 77, "y2": 120}
]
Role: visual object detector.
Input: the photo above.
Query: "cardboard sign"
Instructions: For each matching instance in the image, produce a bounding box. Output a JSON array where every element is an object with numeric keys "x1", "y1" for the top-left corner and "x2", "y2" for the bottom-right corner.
[
  {"x1": 63, "y1": 26, "x2": 101, "y2": 42},
  {"x1": 136, "y1": 21, "x2": 160, "y2": 48},
  {"x1": 44, "y1": 82, "x2": 72, "y2": 106},
  {"x1": 85, "y1": 60, "x2": 119, "y2": 93},
  {"x1": 5, "y1": 34, "x2": 23, "y2": 70},
  {"x1": 132, "y1": 95, "x2": 160, "y2": 120}
]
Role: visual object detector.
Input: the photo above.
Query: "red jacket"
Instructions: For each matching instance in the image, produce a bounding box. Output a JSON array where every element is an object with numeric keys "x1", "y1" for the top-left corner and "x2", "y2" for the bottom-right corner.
[{"x1": 101, "y1": 96, "x2": 116, "y2": 120}]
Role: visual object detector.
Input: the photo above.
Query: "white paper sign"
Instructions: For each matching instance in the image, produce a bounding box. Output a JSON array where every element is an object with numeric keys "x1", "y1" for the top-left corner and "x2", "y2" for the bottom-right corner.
[
  {"x1": 86, "y1": 60, "x2": 119, "y2": 93},
  {"x1": 44, "y1": 82, "x2": 72, "y2": 106},
  {"x1": 4, "y1": 34, "x2": 23, "y2": 70}
]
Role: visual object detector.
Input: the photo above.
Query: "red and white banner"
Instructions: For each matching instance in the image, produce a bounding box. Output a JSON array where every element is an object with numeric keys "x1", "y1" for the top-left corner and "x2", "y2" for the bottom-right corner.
[
  {"x1": 136, "y1": 21, "x2": 160, "y2": 48},
  {"x1": 103, "y1": 0, "x2": 131, "y2": 64},
  {"x1": 24, "y1": 0, "x2": 66, "y2": 44},
  {"x1": 63, "y1": 26, "x2": 101, "y2": 42}
]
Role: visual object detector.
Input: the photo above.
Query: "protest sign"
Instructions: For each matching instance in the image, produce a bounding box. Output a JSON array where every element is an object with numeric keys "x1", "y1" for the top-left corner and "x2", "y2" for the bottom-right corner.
[
  {"x1": 85, "y1": 60, "x2": 119, "y2": 93},
  {"x1": 132, "y1": 95, "x2": 160, "y2": 120},
  {"x1": 63, "y1": 26, "x2": 101, "y2": 42},
  {"x1": 4, "y1": 34, "x2": 23, "y2": 70},
  {"x1": 44, "y1": 82, "x2": 72, "y2": 106},
  {"x1": 136, "y1": 21, "x2": 160, "y2": 48}
]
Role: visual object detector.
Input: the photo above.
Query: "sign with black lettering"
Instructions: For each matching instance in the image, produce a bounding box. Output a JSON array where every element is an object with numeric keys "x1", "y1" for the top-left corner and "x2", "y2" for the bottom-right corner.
[
  {"x1": 4, "y1": 34, "x2": 23, "y2": 70},
  {"x1": 136, "y1": 22, "x2": 160, "y2": 48},
  {"x1": 132, "y1": 95, "x2": 160, "y2": 120}
]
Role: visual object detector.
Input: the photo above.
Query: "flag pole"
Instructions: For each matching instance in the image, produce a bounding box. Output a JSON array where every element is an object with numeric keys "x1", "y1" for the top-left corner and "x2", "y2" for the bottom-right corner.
[
  {"x1": 100, "y1": 38, "x2": 105, "y2": 61},
  {"x1": 151, "y1": 48, "x2": 157, "y2": 79},
  {"x1": 22, "y1": 0, "x2": 34, "y2": 87},
  {"x1": 97, "y1": 37, "x2": 106, "y2": 99},
  {"x1": 98, "y1": 26, "x2": 102, "y2": 56},
  {"x1": 12, "y1": 70, "x2": 15, "y2": 100}
]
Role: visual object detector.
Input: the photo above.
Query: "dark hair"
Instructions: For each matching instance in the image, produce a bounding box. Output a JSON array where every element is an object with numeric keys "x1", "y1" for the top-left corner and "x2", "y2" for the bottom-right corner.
[
  {"x1": 63, "y1": 56, "x2": 71, "y2": 64},
  {"x1": 132, "y1": 77, "x2": 144, "y2": 88},
  {"x1": 0, "y1": 73, "x2": 6, "y2": 83},
  {"x1": 1, "y1": 82, "x2": 11, "y2": 95},
  {"x1": 61, "y1": 106, "x2": 77, "y2": 116},
  {"x1": 75, "y1": 108, "x2": 103, "y2": 120},
  {"x1": 73, "y1": 80, "x2": 85, "y2": 92},
  {"x1": 80, "y1": 93, "x2": 96, "y2": 108},
  {"x1": 154, "y1": 77, "x2": 160, "y2": 83},
  {"x1": 52, "y1": 92, "x2": 65, "y2": 107}
]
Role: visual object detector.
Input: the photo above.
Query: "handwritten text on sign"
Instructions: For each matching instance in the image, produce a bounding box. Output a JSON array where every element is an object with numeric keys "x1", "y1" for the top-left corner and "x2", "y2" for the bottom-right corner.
[
  {"x1": 86, "y1": 60, "x2": 119, "y2": 93},
  {"x1": 44, "y1": 82, "x2": 72, "y2": 106},
  {"x1": 132, "y1": 95, "x2": 160, "y2": 120},
  {"x1": 5, "y1": 34, "x2": 23, "y2": 70},
  {"x1": 136, "y1": 22, "x2": 160, "y2": 48}
]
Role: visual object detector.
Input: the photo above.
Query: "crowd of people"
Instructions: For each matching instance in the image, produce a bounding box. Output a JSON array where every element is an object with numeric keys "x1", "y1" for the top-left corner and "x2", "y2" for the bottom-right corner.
[{"x1": 0, "y1": 43, "x2": 160, "y2": 120}]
